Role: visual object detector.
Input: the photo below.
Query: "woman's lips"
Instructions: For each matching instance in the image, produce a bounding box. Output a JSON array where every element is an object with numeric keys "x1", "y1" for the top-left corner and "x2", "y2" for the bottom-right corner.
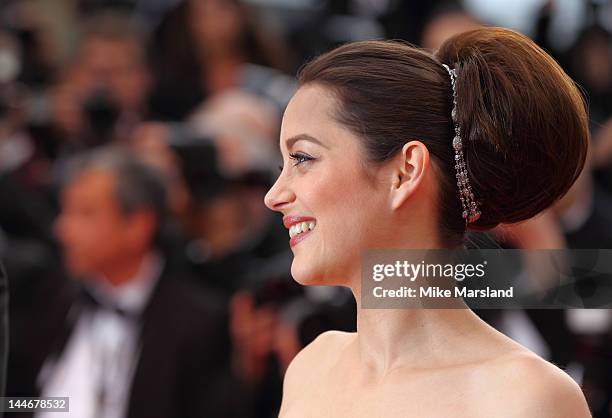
[
  {"x1": 283, "y1": 215, "x2": 315, "y2": 228},
  {"x1": 289, "y1": 228, "x2": 313, "y2": 247},
  {"x1": 283, "y1": 216, "x2": 316, "y2": 248}
]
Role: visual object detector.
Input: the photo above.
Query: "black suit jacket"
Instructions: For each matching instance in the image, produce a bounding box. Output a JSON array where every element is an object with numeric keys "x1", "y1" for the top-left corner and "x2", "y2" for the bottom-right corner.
[{"x1": 7, "y1": 262, "x2": 234, "y2": 418}]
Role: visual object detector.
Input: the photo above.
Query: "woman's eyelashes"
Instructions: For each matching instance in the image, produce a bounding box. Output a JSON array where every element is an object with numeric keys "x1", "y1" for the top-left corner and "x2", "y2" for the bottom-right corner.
[
  {"x1": 289, "y1": 152, "x2": 315, "y2": 166},
  {"x1": 277, "y1": 152, "x2": 316, "y2": 173}
]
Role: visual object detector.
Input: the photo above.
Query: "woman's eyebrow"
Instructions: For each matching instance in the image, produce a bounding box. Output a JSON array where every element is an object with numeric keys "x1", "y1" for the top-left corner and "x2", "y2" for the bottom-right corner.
[{"x1": 285, "y1": 134, "x2": 329, "y2": 149}]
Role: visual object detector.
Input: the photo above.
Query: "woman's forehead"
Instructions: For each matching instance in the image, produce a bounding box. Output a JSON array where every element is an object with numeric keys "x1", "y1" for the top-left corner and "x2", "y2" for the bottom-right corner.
[{"x1": 280, "y1": 86, "x2": 341, "y2": 145}]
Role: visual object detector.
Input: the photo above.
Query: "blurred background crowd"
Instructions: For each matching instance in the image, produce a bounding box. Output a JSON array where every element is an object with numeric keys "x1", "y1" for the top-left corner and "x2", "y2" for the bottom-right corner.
[{"x1": 1, "y1": 0, "x2": 612, "y2": 417}]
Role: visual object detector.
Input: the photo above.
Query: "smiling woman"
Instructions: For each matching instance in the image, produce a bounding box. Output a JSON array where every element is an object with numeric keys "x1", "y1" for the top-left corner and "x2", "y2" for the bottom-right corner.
[{"x1": 264, "y1": 28, "x2": 591, "y2": 418}]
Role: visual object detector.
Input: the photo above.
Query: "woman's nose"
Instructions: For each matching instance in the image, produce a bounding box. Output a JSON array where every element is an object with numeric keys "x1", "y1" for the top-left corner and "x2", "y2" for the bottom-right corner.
[{"x1": 264, "y1": 175, "x2": 295, "y2": 212}]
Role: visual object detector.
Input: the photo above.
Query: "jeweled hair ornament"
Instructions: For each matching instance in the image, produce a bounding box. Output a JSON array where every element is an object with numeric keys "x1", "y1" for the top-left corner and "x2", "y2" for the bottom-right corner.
[{"x1": 441, "y1": 63, "x2": 481, "y2": 224}]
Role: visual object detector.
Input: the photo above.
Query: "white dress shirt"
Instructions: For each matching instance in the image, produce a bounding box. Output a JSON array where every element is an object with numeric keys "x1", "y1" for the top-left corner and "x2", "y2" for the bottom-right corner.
[{"x1": 36, "y1": 253, "x2": 164, "y2": 418}]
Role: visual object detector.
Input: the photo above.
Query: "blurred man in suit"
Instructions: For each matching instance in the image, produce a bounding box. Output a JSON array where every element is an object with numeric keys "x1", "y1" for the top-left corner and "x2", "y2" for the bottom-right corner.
[{"x1": 7, "y1": 147, "x2": 232, "y2": 418}]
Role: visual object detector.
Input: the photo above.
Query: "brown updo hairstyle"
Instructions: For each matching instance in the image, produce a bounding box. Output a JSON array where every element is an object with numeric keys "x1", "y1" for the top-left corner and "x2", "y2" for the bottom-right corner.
[{"x1": 297, "y1": 27, "x2": 589, "y2": 247}]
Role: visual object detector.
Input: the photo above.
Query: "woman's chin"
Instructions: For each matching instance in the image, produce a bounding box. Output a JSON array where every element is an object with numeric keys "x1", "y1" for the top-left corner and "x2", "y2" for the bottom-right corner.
[
  {"x1": 290, "y1": 262, "x2": 346, "y2": 286},
  {"x1": 290, "y1": 262, "x2": 326, "y2": 286}
]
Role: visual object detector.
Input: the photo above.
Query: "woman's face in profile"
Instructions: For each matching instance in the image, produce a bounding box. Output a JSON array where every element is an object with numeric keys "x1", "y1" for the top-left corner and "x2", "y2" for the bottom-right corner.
[{"x1": 265, "y1": 84, "x2": 392, "y2": 285}]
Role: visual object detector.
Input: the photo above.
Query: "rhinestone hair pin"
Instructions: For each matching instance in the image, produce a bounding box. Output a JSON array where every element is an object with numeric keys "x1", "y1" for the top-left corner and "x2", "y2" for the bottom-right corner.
[{"x1": 441, "y1": 63, "x2": 481, "y2": 224}]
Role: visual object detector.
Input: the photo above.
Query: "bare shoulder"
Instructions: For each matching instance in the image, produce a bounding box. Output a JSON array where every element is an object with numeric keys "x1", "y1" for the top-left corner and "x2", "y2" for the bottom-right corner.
[
  {"x1": 283, "y1": 330, "x2": 353, "y2": 386},
  {"x1": 482, "y1": 350, "x2": 592, "y2": 418},
  {"x1": 278, "y1": 330, "x2": 354, "y2": 416}
]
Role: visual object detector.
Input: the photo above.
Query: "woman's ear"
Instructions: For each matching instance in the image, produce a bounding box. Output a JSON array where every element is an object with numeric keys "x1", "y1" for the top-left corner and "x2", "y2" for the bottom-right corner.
[{"x1": 390, "y1": 140, "x2": 430, "y2": 211}]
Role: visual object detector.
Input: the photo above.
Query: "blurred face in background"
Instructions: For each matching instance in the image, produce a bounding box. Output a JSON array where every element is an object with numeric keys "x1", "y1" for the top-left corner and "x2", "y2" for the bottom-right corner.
[
  {"x1": 188, "y1": 0, "x2": 245, "y2": 54},
  {"x1": 75, "y1": 36, "x2": 149, "y2": 113},
  {"x1": 55, "y1": 169, "x2": 152, "y2": 279},
  {"x1": 51, "y1": 36, "x2": 149, "y2": 140},
  {"x1": 573, "y1": 29, "x2": 612, "y2": 92}
]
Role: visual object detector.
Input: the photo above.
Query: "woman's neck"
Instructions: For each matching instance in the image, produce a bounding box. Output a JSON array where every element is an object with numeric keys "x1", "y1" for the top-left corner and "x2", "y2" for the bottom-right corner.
[
  {"x1": 351, "y1": 290, "x2": 491, "y2": 378},
  {"x1": 344, "y1": 218, "x2": 501, "y2": 378}
]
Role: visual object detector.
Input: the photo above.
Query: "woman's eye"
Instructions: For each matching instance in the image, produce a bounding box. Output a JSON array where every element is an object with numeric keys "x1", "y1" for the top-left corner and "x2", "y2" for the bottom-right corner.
[{"x1": 289, "y1": 152, "x2": 314, "y2": 166}]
